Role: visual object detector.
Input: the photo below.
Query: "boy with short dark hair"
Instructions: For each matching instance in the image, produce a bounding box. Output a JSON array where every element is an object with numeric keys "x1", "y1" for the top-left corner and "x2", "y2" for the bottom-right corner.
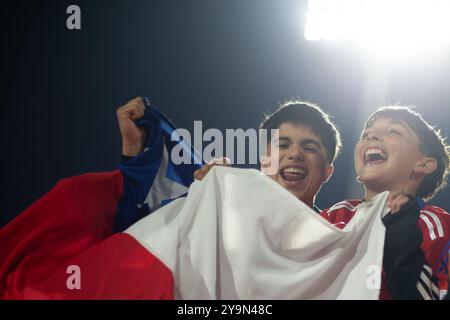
[
  {"x1": 194, "y1": 100, "x2": 342, "y2": 210},
  {"x1": 259, "y1": 100, "x2": 342, "y2": 165},
  {"x1": 258, "y1": 100, "x2": 341, "y2": 210}
]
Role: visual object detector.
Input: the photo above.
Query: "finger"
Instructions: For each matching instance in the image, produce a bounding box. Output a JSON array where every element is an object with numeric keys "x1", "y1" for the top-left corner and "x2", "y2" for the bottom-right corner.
[
  {"x1": 260, "y1": 156, "x2": 271, "y2": 167},
  {"x1": 119, "y1": 103, "x2": 137, "y2": 115},
  {"x1": 391, "y1": 195, "x2": 409, "y2": 213},
  {"x1": 195, "y1": 167, "x2": 208, "y2": 180},
  {"x1": 213, "y1": 157, "x2": 231, "y2": 166},
  {"x1": 391, "y1": 201, "x2": 399, "y2": 213},
  {"x1": 128, "y1": 97, "x2": 143, "y2": 105},
  {"x1": 193, "y1": 169, "x2": 205, "y2": 180},
  {"x1": 260, "y1": 156, "x2": 274, "y2": 176},
  {"x1": 126, "y1": 103, "x2": 145, "y2": 120},
  {"x1": 222, "y1": 157, "x2": 231, "y2": 166},
  {"x1": 397, "y1": 196, "x2": 409, "y2": 209},
  {"x1": 195, "y1": 163, "x2": 213, "y2": 180},
  {"x1": 388, "y1": 190, "x2": 401, "y2": 202},
  {"x1": 390, "y1": 197, "x2": 399, "y2": 213},
  {"x1": 194, "y1": 157, "x2": 230, "y2": 181},
  {"x1": 133, "y1": 97, "x2": 146, "y2": 113},
  {"x1": 388, "y1": 193, "x2": 400, "y2": 210},
  {"x1": 387, "y1": 193, "x2": 393, "y2": 208},
  {"x1": 120, "y1": 97, "x2": 142, "y2": 112},
  {"x1": 200, "y1": 163, "x2": 214, "y2": 175},
  {"x1": 134, "y1": 104, "x2": 145, "y2": 119},
  {"x1": 137, "y1": 103, "x2": 146, "y2": 115},
  {"x1": 205, "y1": 159, "x2": 229, "y2": 173},
  {"x1": 388, "y1": 190, "x2": 407, "y2": 209}
]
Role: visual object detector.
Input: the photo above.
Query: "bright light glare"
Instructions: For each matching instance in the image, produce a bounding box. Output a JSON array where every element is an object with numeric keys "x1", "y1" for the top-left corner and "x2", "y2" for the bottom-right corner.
[{"x1": 304, "y1": 0, "x2": 450, "y2": 59}]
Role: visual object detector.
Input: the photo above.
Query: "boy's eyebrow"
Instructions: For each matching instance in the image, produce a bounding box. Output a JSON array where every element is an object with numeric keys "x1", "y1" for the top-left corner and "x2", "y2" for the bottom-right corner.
[
  {"x1": 387, "y1": 119, "x2": 414, "y2": 134},
  {"x1": 274, "y1": 137, "x2": 324, "y2": 151},
  {"x1": 273, "y1": 136, "x2": 291, "y2": 143},
  {"x1": 276, "y1": 137, "x2": 322, "y2": 147}
]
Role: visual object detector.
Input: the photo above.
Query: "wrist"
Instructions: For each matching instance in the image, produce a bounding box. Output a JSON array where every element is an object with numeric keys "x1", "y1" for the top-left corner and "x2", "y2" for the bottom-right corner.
[{"x1": 122, "y1": 142, "x2": 143, "y2": 157}]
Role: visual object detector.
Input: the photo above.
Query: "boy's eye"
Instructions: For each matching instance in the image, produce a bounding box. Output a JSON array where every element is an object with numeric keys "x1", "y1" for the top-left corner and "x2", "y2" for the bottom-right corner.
[
  {"x1": 304, "y1": 146, "x2": 318, "y2": 152},
  {"x1": 277, "y1": 144, "x2": 289, "y2": 149},
  {"x1": 388, "y1": 129, "x2": 401, "y2": 135}
]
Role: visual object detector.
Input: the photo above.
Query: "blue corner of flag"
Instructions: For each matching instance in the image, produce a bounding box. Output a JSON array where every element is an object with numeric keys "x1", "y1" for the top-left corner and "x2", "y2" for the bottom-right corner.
[{"x1": 114, "y1": 97, "x2": 204, "y2": 232}]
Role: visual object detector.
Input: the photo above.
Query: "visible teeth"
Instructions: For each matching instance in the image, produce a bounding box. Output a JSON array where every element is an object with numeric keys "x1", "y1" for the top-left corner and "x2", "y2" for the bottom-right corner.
[
  {"x1": 284, "y1": 168, "x2": 305, "y2": 175},
  {"x1": 364, "y1": 148, "x2": 387, "y2": 160},
  {"x1": 281, "y1": 167, "x2": 307, "y2": 181}
]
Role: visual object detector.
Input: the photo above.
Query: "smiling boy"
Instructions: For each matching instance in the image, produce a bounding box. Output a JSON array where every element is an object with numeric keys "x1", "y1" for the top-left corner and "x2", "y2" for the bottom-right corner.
[
  {"x1": 321, "y1": 106, "x2": 450, "y2": 299},
  {"x1": 256, "y1": 101, "x2": 339, "y2": 210}
]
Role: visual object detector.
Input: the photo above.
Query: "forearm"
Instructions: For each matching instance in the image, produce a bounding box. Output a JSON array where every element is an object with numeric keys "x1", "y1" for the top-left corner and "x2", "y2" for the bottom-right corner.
[
  {"x1": 122, "y1": 143, "x2": 143, "y2": 157},
  {"x1": 382, "y1": 197, "x2": 425, "y2": 299}
]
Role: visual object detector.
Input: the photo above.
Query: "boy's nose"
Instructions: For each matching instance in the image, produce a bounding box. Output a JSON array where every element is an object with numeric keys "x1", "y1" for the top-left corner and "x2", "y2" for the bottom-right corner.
[
  {"x1": 366, "y1": 131, "x2": 383, "y2": 142},
  {"x1": 287, "y1": 147, "x2": 305, "y2": 161}
]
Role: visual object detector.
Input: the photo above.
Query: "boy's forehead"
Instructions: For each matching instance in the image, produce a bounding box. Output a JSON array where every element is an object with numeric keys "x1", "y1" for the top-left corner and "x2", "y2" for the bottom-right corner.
[
  {"x1": 277, "y1": 122, "x2": 322, "y2": 141},
  {"x1": 366, "y1": 116, "x2": 410, "y2": 131},
  {"x1": 275, "y1": 122, "x2": 330, "y2": 152},
  {"x1": 364, "y1": 116, "x2": 420, "y2": 140}
]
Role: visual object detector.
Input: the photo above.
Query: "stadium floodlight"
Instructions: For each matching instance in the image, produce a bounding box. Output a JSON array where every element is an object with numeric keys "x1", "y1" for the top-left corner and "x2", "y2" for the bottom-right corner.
[{"x1": 304, "y1": 0, "x2": 450, "y2": 59}]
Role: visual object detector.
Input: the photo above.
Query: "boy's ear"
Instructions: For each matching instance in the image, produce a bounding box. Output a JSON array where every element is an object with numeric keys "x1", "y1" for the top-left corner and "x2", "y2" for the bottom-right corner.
[
  {"x1": 322, "y1": 164, "x2": 334, "y2": 184},
  {"x1": 414, "y1": 157, "x2": 437, "y2": 175}
]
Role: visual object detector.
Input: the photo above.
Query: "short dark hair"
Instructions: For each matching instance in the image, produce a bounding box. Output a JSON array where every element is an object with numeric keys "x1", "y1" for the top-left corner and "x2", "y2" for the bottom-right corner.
[
  {"x1": 365, "y1": 106, "x2": 450, "y2": 200},
  {"x1": 260, "y1": 100, "x2": 342, "y2": 164}
]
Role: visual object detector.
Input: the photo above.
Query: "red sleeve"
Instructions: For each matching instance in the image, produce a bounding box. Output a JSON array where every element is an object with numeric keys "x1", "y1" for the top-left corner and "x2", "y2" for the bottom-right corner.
[{"x1": 416, "y1": 206, "x2": 450, "y2": 299}]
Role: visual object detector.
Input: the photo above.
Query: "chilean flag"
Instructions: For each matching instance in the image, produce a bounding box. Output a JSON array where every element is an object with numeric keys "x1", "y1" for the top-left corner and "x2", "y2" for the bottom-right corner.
[
  {"x1": 0, "y1": 101, "x2": 388, "y2": 300},
  {"x1": 0, "y1": 100, "x2": 202, "y2": 299},
  {"x1": 0, "y1": 167, "x2": 388, "y2": 299}
]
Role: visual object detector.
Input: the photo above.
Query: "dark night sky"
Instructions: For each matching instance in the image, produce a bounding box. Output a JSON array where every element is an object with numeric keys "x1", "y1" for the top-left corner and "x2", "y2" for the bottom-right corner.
[{"x1": 1, "y1": 0, "x2": 449, "y2": 227}]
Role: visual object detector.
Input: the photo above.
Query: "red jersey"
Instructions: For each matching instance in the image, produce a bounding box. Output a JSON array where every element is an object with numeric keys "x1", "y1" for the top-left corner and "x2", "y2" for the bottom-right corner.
[{"x1": 320, "y1": 199, "x2": 450, "y2": 300}]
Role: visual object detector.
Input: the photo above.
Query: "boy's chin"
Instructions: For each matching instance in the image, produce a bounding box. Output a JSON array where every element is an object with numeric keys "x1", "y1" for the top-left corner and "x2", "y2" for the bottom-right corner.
[
  {"x1": 356, "y1": 168, "x2": 387, "y2": 182},
  {"x1": 358, "y1": 174, "x2": 384, "y2": 187},
  {"x1": 357, "y1": 173, "x2": 375, "y2": 184},
  {"x1": 360, "y1": 177, "x2": 394, "y2": 194}
]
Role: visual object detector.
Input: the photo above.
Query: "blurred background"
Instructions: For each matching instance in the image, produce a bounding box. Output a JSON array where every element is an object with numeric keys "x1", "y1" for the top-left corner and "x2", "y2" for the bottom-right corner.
[{"x1": 1, "y1": 0, "x2": 449, "y2": 226}]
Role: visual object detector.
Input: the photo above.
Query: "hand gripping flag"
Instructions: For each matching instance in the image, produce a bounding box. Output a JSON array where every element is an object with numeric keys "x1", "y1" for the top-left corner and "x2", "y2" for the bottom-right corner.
[
  {"x1": 0, "y1": 100, "x2": 202, "y2": 299},
  {"x1": 115, "y1": 97, "x2": 203, "y2": 231}
]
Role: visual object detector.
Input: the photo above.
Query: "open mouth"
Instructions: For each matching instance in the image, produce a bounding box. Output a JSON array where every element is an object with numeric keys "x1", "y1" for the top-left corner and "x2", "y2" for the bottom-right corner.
[
  {"x1": 363, "y1": 148, "x2": 388, "y2": 165},
  {"x1": 280, "y1": 167, "x2": 307, "y2": 181}
]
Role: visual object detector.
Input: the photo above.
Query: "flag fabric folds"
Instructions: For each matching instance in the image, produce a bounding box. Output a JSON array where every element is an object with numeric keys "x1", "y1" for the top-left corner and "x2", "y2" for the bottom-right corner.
[
  {"x1": 0, "y1": 102, "x2": 201, "y2": 299},
  {"x1": 0, "y1": 102, "x2": 389, "y2": 299},
  {"x1": 1, "y1": 166, "x2": 388, "y2": 299},
  {"x1": 115, "y1": 97, "x2": 203, "y2": 232},
  {"x1": 125, "y1": 166, "x2": 388, "y2": 299}
]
